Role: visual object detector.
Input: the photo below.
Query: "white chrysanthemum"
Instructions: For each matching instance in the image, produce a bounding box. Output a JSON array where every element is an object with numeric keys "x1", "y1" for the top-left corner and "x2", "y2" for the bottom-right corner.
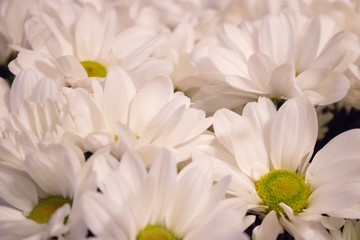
[
  {"x1": 197, "y1": 97, "x2": 360, "y2": 239},
  {"x1": 0, "y1": 99, "x2": 76, "y2": 168},
  {"x1": 0, "y1": 143, "x2": 89, "y2": 240},
  {"x1": 9, "y1": 1, "x2": 166, "y2": 90},
  {"x1": 191, "y1": 8, "x2": 359, "y2": 113},
  {"x1": 70, "y1": 66, "x2": 214, "y2": 164},
  {"x1": 81, "y1": 147, "x2": 253, "y2": 240},
  {"x1": 0, "y1": 73, "x2": 85, "y2": 168}
]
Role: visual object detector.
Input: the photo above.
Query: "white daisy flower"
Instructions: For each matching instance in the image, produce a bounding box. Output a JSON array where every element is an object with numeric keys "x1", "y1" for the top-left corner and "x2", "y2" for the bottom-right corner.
[
  {"x1": 0, "y1": 143, "x2": 89, "y2": 240},
  {"x1": 0, "y1": 74, "x2": 84, "y2": 168},
  {"x1": 191, "y1": 8, "x2": 359, "y2": 113},
  {"x1": 73, "y1": 66, "x2": 214, "y2": 164},
  {"x1": 9, "y1": 1, "x2": 166, "y2": 90},
  {"x1": 81, "y1": 147, "x2": 253, "y2": 240},
  {"x1": 198, "y1": 97, "x2": 360, "y2": 239},
  {"x1": 0, "y1": 99, "x2": 73, "y2": 168}
]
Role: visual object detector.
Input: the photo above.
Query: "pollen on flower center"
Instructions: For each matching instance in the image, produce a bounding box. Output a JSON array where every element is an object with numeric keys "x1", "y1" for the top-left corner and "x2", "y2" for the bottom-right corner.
[
  {"x1": 255, "y1": 169, "x2": 310, "y2": 215},
  {"x1": 27, "y1": 196, "x2": 72, "y2": 224},
  {"x1": 136, "y1": 224, "x2": 180, "y2": 240},
  {"x1": 80, "y1": 60, "x2": 107, "y2": 78}
]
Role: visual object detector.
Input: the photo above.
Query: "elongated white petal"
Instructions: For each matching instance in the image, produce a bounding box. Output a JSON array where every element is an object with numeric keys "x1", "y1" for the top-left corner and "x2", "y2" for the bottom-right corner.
[
  {"x1": 138, "y1": 96, "x2": 189, "y2": 146},
  {"x1": 129, "y1": 76, "x2": 173, "y2": 136},
  {"x1": 258, "y1": 12, "x2": 295, "y2": 65},
  {"x1": 10, "y1": 69, "x2": 40, "y2": 113},
  {"x1": 103, "y1": 66, "x2": 136, "y2": 130},
  {"x1": 210, "y1": 46, "x2": 248, "y2": 77},
  {"x1": 223, "y1": 23, "x2": 254, "y2": 60},
  {"x1": 25, "y1": 144, "x2": 83, "y2": 198},
  {"x1": 0, "y1": 218, "x2": 47, "y2": 240},
  {"x1": 269, "y1": 97, "x2": 317, "y2": 172},
  {"x1": 242, "y1": 97, "x2": 277, "y2": 136},
  {"x1": 0, "y1": 165, "x2": 37, "y2": 212},
  {"x1": 75, "y1": 5, "x2": 105, "y2": 61},
  {"x1": 82, "y1": 192, "x2": 130, "y2": 239},
  {"x1": 253, "y1": 211, "x2": 283, "y2": 240},
  {"x1": 0, "y1": 206, "x2": 25, "y2": 220},
  {"x1": 166, "y1": 165, "x2": 212, "y2": 236},
  {"x1": 307, "y1": 181, "x2": 360, "y2": 214},
  {"x1": 131, "y1": 175, "x2": 155, "y2": 230},
  {"x1": 117, "y1": 151, "x2": 147, "y2": 193},
  {"x1": 56, "y1": 55, "x2": 87, "y2": 82},
  {"x1": 307, "y1": 129, "x2": 360, "y2": 180},
  {"x1": 30, "y1": 78, "x2": 59, "y2": 103},
  {"x1": 248, "y1": 53, "x2": 276, "y2": 89},
  {"x1": 269, "y1": 63, "x2": 301, "y2": 98},
  {"x1": 213, "y1": 108, "x2": 243, "y2": 154},
  {"x1": 114, "y1": 26, "x2": 164, "y2": 70},
  {"x1": 297, "y1": 69, "x2": 349, "y2": 105},
  {"x1": 148, "y1": 148, "x2": 177, "y2": 223},
  {"x1": 295, "y1": 16, "x2": 320, "y2": 72},
  {"x1": 230, "y1": 116, "x2": 269, "y2": 180}
]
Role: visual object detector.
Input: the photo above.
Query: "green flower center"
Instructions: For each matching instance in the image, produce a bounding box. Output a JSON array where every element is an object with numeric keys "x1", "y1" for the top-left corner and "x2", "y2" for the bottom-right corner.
[
  {"x1": 255, "y1": 169, "x2": 310, "y2": 215},
  {"x1": 136, "y1": 224, "x2": 180, "y2": 240},
  {"x1": 80, "y1": 60, "x2": 107, "y2": 77},
  {"x1": 27, "y1": 196, "x2": 72, "y2": 224}
]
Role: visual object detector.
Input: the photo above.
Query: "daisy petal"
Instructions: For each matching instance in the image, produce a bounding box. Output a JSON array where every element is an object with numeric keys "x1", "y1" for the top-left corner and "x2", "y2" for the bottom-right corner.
[
  {"x1": 269, "y1": 63, "x2": 301, "y2": 98},
  {"x1": 269, "y1": 97, "x2": 317, "y2": 172},
  {"x1": 213, "y1": 108, "x2": 243, "y2": 154},
  {"x1": 253, "y1": 210, "x2": 283, "y2": 240},
  {"x1": 82, "y1": 192, "x2": 129, "y2": 239},
  {"x1": 296, "y1": 69, "x2": 349, "y2": 105},
  {"x1": 129, "y1": 76, "x2": 173, "y2": 136},
  {"x1": 0, "y1": 165, "x2": 37, "y2": 212},
  {"x1": 296, "y1": 17, "x2": 320, "y2": 72},
  {"x1": 10, "y1": 69, "x2": 39, "y2": 113},
  {"x1": 149, "y1": 148, "x2": 177, "y2": 223},
  {"x1": 103, "y1": 66, "x2": 136, "y2": 129},
  {"x1": 258, "y1": 12, "x2": 294, "y2": 65},
  {"x1": 307, "y1": 129, "x2": 360, "y2": 178}
]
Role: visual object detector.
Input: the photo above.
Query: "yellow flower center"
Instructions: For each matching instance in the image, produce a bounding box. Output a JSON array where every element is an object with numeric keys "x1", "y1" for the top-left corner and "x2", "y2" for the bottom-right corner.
[
  {"x1": 255, "y1": 169, "x2": 310, "y2": 215},
  {"x1": 27, "y1": 196, "x2": 72, "y2": 224},
  {"x1": 136, "y1": 225, "x2": 180, "y2": 240},
  {"x1": 80, "y1": 60, "x2": 107, "y2": 77}
]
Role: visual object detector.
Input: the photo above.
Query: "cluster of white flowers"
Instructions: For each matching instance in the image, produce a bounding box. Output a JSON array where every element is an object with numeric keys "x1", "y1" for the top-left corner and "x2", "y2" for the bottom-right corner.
[{"x1": 1, "y1": 0, "x2": 360, "y2": 239}]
